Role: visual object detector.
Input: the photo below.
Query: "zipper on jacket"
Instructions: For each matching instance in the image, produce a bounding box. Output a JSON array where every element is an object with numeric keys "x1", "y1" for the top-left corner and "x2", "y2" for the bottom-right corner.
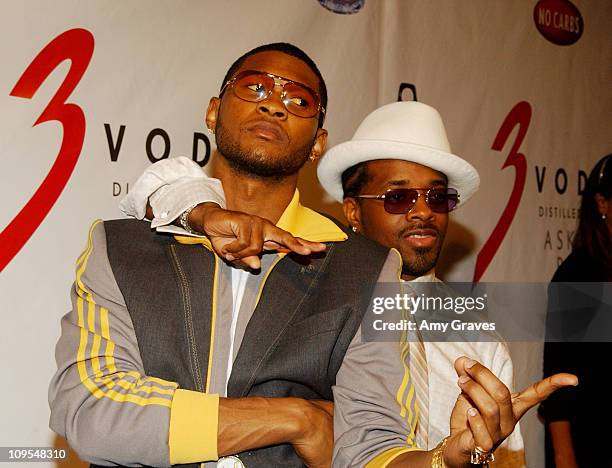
[{"x1": 169, "y1": 244, "x2": 205, "y2": 392}]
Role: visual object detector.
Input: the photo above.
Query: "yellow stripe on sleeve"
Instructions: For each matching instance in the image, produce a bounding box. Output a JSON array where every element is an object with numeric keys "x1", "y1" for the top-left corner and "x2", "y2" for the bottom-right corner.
[
  {"x1": 169, "y1": 389, "x2": 219, "y2": 464},
  {"x1": 365, "y1": 446, "x2": 424, "y2": 468},
  {"x1": 396, "y1": 342, "x2": 411, "y2": 419},
  {"x1": 74, "y1": 220, "x2": 176, "y2": 408}
]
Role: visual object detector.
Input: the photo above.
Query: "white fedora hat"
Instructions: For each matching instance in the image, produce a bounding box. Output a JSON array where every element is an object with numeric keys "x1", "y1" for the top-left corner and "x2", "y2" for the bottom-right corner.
[{"x1": 317, "y1": 101, "x2": 480, "y2": 206}]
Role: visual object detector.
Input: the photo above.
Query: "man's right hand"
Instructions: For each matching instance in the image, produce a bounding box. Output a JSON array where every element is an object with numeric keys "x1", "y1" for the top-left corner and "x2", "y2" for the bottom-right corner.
[{"x1": 188, "y1": 203, "x2": 326, "y2": 269}]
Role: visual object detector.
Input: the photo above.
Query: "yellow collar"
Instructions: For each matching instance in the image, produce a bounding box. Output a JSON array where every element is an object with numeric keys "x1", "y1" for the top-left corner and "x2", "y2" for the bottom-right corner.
[
  {"x1": 276, "y1": 190, "x2": 347, "y2": 242},
  {"x1": 175, "y1": 190, "x2": 347, "y2": 248}
]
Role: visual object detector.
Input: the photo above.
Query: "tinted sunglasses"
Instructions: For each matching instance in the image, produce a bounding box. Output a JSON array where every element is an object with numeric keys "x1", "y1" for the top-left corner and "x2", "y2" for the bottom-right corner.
[
  {"x1": 356, "y1": 187, "x2": 459, "y2": 214},
  {"x1": 220, "y1": 70, "x2": 325, "y2": 119}
]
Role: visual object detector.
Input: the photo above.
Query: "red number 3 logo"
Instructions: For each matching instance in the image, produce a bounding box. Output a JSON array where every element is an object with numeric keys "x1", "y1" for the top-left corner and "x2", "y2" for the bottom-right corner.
[
  {"x1": 1, "y1": 28, "x2": 94, "y2": 272},
  {"x1": 473, "y1": 101, "x2": 532, "y2": 282}
]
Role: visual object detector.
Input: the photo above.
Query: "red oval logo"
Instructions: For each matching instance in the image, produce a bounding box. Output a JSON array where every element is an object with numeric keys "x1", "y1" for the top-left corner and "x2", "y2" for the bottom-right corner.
[{"x1": 533, "y1": 0, "x2": 583, "y2": 45}]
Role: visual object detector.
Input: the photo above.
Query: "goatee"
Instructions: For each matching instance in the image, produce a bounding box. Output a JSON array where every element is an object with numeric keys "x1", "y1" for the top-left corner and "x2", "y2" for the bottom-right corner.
[
  {"x1": 399, "y1": 224, "x2": 444, "y2": 277},
  {"x1": 401, "y1": 246, "x2": 440, "y2": 277},
  {"x1": 216, "y1": 121, "x2": 314, "y2": 179}
]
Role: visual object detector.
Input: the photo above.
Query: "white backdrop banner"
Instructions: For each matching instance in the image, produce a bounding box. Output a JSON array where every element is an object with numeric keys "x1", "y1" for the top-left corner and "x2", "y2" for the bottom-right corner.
[{"x1": 1, "y1": 1, "x2": 609, "y2": 466}]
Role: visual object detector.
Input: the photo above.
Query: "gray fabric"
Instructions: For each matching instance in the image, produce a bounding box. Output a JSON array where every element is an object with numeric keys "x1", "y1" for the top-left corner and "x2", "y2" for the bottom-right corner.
[
  {"x1": 49, "y1": 221, "x2": 173, "y2": 467},
  {"x1": 334, "y1": 329, "x2": 417, "y2": 467},
  {"x1": 106, "y1": 219, "x2": 214, "y2": 397},
  {"x1": 100, "y1": 218, "x2": 391, "y2": 467},
  {"x1": 332, "y1": 252, "x2": 420, "y2": 467},
  {"x1": 232, "y1": 254, "x2": 279, "y2": 363},
  {"x1": 332, "y1": 271, "x2": 526, "y2": 467},
  {"x1": 207, "y1": 260, "x2": 234, "y2": 397}
]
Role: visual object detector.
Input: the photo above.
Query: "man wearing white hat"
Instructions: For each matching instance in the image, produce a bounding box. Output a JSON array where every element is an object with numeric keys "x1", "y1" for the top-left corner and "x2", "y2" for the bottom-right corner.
[
  {"x1": 118, "y1": 100, "x2": 572, "y2": 467},
  {"x1": 317, "y1": 101, "x2": 526, "y2": 466},
  {"x1": 318, "y1": 101, "x2": 479, "y2": 282}
]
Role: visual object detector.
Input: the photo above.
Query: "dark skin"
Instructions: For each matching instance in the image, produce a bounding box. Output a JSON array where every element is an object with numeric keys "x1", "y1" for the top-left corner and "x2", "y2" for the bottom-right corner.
[
  {"x1": 166, "y1": 50, "x2": 332, "y2": 468},
  {"x1": 343, "y1": 160, "x2": 448, "y2": 280},
  {"x1": 341, "y1": 161, "x2": 579, "y2": 465},
  {"x1": 386, "y1": 358, "x2": 576, "y2": 467},
  {"x1": 207, "y1": 51, "x2": 327, "y2": 221},
  {"x1": 548, "y1": 421, "x2": 578, "y2": 468},
  {"x1": 147, "y1": 53, "x2": 578, "y2": 465},
  {"x1": 182, "y1": 50, "x2": 329, "y2": 270}
]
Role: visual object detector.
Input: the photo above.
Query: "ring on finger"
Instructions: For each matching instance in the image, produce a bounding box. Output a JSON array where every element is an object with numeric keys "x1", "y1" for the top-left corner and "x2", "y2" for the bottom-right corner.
[{"x1": 470, "y1": 445, "x2": 495, "y2": 465}]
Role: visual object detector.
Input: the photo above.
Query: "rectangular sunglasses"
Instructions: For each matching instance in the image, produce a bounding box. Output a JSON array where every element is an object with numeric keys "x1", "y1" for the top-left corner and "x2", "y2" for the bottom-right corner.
[{"x1": 356, "y1": 187, "x2": 459, "y2": 214}]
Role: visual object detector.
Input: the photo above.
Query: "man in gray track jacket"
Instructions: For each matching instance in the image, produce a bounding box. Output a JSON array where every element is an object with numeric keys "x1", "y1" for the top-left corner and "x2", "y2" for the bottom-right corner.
[{"x1": 50, "y1": 42, "x2": 422, "y2": 468}]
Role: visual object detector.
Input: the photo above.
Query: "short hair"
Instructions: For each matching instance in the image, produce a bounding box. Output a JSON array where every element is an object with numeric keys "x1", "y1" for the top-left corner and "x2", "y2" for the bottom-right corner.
[
  {"x1": 342, "y1": 162, "x2": 372, "y2": 198},
  {"x1": 219, "y1": 43, "x2": 327, "y2": 127}
]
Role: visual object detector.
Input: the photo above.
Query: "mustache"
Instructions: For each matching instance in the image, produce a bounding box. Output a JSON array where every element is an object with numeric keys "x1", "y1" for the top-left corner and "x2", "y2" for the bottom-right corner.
[
  {"x1": 399, "y1": 224, "x2": 441, "y2": 238},
  {"x1": 243, "y1": 118, "x2": 289, "y2": 141}
]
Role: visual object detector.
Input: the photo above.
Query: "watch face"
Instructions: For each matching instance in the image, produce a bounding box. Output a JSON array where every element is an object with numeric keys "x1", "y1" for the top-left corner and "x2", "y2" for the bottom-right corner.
[
  {"x1": 318, "y1": 0, "x2": 365, "y2": 14},
  {"x1": 217, "y1": 456, "x2": 245, "y2": 468}
]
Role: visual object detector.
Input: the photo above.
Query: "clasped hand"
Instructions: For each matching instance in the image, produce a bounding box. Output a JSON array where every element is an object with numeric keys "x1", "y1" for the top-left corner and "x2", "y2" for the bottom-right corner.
[{"x1": 442, "y1": 356, "x2": 577, "y2": 467}]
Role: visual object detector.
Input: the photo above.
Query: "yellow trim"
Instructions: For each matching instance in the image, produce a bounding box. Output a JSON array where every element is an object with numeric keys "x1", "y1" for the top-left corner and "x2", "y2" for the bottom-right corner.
[
  {"x1": 174, "y1": 235, "x2": 213, "y2": 250},
  {"x1": 389, "y1": 247, "x2": 420, "y2": 444},
  {"x1": 75, "y1": 227, "x2": 96, "y2": 267},
  {"x1": 248, "y1": 191, "x2": 345, "y2": 311},
  {"x1": 276, "y1": 190, "x2": 347, "y2": 242},
  {"x1": 76, "y1": 221, "x2": 104, "y2": 399},
  {"x1": 365, "y1": 446, "x2": 424, "y2": 468},
  {"x1": 169, "y1": 390, "x2": 219, "y2": 464},
  {"x1": 75, "y1": 220, "x2": 100, "y2": 302},
  {"x1": 164, "y1": 192, "x2": 348, "y2": 461},
  {"x1": 174, "y1": 189, "x2": 348, "y2": 247},
  {"x1": 173, "y1": 190, "x2": 348, "y2": 315},
  {"x1": 100, "y1": 307, "x2": 117, "y2": 373},
  {"x1": 205, "y1": 255, "x2": 219, "y2": 393},
  {"x1": 390, "y1": 248, "x2": 403, "y2": 281},
  {"x1": 74, "y1": 220, "x2": 176, "y2": 408},
  {"x1": 91, "y1": 332, "x2": 102, "y2": 376},
  {"x1": 253, "y1": 255, "x2": 285, "y2": 309}
]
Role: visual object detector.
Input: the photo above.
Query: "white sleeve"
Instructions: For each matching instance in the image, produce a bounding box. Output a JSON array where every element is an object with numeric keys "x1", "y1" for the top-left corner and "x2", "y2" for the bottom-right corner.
[{"x1": 119, "y1": 156, "x2": 225, "y2": 227}]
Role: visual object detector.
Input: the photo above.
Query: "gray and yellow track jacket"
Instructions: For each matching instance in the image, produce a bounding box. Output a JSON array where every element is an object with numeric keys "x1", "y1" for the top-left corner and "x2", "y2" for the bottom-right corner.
[{"x1": 49, "y1": 192, "x2": 421, "y2": 467}]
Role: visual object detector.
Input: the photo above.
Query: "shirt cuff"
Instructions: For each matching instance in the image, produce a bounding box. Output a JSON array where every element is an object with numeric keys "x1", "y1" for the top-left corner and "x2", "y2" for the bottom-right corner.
[
  {"x1": 169, "y1": 389, "x2": 219, "y2": 464},
  {"x1": 120, "y1": 156, "x2": 209, "y2": 219},
  {"x1": 149, "y1": 177, "x2": 225, "y2": 228},
  {"x1": 365, "y1": 447, "x2": 424, "y2": 468}
]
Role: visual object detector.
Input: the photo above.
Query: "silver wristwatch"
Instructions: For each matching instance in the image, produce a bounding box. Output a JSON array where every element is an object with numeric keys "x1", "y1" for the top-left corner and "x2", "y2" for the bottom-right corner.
[{"x1": 178, "y1": 204, "x2": 202, "y2": 235}]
